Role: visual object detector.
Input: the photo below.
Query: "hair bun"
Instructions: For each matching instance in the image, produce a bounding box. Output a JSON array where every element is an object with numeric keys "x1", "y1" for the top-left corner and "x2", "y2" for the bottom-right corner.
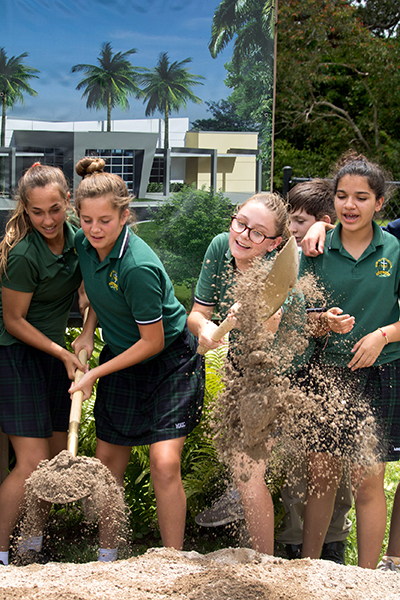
[{"x1": 75, "y1": 157, "x2": 106, "y2": 178}]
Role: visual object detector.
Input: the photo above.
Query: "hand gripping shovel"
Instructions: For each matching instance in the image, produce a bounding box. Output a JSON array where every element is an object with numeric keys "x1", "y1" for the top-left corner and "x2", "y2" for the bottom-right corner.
[{"x1": 197, "y1": 236, "x2": 299, "y2": 355}]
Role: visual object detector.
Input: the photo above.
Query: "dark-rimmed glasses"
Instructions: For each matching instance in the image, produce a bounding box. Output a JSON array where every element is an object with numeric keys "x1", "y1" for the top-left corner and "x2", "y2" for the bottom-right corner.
[{"x1": 230, "y1": 215, "x2": 277, "y2": 244}]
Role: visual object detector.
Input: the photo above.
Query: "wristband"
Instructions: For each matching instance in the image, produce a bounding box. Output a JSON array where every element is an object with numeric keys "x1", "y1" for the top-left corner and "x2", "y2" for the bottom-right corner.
[{"x1": 378, "y1": 328, "x2": 389, "y2": 345}]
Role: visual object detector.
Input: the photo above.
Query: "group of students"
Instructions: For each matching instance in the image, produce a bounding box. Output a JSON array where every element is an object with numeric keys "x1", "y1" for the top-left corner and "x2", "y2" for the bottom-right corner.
[
  {"x1": 0, "y1": 150, "x2": 399, "y2": 571},
  {"x1": 191, "y1": 150, "x2": 400, "y2": 571}
]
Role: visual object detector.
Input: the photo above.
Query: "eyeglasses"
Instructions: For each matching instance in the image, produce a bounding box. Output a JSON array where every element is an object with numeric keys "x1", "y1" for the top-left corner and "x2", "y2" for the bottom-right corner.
[{"x1": 230, "y1": 215, "x2": 277, "y2": 244}]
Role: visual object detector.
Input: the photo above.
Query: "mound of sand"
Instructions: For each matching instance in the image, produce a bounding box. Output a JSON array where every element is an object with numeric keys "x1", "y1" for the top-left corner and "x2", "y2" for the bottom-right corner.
[{"x1": 0, "y1": 547, "x2": 399, "y2": 599}]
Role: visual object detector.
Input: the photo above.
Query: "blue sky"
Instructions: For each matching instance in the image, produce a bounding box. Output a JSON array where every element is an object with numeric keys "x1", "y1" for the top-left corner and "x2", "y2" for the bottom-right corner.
[{"x1": 3, "y1": 0, "x2": 232, "y2": 124}]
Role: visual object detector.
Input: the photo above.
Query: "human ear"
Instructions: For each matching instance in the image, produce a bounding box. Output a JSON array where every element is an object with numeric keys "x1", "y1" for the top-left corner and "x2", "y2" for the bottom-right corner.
[
  {"x1": 321, "y1": 215, "x2": 332, "y2": 224},
  {"x1": 270, "y1": 236, "x2": 282, "y2": 251},
  {"x1": 121, "y1": 208, "x2": 130, "y2": 225},
  {"x1": 375, "y1": 197, "x2": 384, "y2": 212}
]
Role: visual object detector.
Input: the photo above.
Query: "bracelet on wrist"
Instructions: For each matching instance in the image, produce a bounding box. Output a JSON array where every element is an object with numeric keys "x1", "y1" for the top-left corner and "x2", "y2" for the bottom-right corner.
[{"x1": 378, "y1": 327, "x2": 389, "y2": 345}]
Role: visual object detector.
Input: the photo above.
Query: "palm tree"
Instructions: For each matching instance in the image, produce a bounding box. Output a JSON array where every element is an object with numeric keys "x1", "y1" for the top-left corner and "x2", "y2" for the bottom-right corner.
[
  {"x1": 0, "y1": 47, "x2": 39, "y2": 147},
  {"x1": 209, "y1": 0, "x2": 275, "y2": 66},
  {"x1": 71, "y1": 42, "x2": 143, "y2": 132},
  {"x1": 141, "y1": 52, "x2": 204, "y2": 150}
]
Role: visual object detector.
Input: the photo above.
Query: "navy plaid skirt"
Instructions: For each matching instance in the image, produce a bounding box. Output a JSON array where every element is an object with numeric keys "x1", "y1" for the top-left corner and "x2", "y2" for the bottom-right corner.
[
  {"x1": 0, "y1": 344, "x2": 71, "y2": 437},
  {"x1": 94, "y1": 324, "x2": 205, "y2": 446}
]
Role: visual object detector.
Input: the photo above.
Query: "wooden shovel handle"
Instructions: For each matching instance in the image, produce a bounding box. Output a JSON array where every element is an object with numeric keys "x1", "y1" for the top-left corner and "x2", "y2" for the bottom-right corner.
[
  {"x1": 197, "y1": 303, "x2": 239, "y2": 355},
  {"x1": 67, "y1": 309, "x2": 89, "y2": 456}
]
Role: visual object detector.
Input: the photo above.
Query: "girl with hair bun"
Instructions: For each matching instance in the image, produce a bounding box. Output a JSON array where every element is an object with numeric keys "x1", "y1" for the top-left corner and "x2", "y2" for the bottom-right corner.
[
  {"x1": 70, "y1": 156, "x2": 204, "y2": 561},
  {"x1": 0, "y1": 163, "x2": 85, "y2": 566}
]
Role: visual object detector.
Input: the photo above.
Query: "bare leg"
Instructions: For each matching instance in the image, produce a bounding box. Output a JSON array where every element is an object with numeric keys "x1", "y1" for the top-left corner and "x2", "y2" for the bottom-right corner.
[
  {"x1": 149, "y1": 437, "x2": 186, "y2": 550},
  {"x1": 302, "y1": 452, "x2": 342, "y2": 559},
  {"x1": 387, "y1": 481, "x2": 400, "y2": 557},
  {"x1": 233, "y1": 454, "x2": 274, "y2": 555},
  {"x1": 352, "y1": 463, "x2": 386, "y2": 569},
  {"x1": 0, "y1": 432, "x2": 66, "y2": 551},
  {"x1": 95, "y1": 439, "x2": 132, "y2": 549}
]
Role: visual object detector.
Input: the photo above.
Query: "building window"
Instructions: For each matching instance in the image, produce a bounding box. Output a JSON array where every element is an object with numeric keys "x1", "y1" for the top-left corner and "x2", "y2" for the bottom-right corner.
[
  {"x1": 149, "y1": 156, "x2": 164, "y2": 183},
  {"x1": 16, "y1": 146, "x2": 64, "y2": 173},
  {"x1": 86, "y1": 149, "x2": 144, "y2": 198}
]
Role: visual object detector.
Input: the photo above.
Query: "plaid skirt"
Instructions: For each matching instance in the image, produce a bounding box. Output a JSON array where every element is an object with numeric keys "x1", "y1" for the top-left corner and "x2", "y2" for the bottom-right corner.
[
  {"x1": 0, "y1": 344, "x2": 71, "y2": 437},
  {"x1": 94, "y1": 324, "x2": 205, "y2": 446},
  {"x1": 294, "y1": 357, "x2": 400, "y2": 463}
]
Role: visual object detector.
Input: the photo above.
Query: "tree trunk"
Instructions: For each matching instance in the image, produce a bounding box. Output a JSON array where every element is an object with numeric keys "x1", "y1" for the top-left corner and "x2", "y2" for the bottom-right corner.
[
  {"x1": 1, "y1": 94, "x2": 6, "y2": 147},
  {"x1": 107, "y1": 93, "x2": 111, "y2": 132},
  {"x1": 1, "y1": 95, "x2": 6, "y2": 192},
  {"x1": 164, "y1": 101, "x2": 169, "y2": 150}
]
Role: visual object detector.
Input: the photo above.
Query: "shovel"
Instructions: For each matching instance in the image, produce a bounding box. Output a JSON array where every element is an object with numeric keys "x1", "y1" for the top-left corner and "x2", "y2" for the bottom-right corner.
[
  {"x1": 25, "y1": 311, "x2": 97, "y2": 504},
  {"x1": 197, "y1": 236, "x2": 299, "y2": 355}
]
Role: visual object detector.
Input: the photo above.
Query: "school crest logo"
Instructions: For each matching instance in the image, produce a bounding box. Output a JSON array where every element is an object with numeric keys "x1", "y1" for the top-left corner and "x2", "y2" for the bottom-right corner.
[
  {"x1": 375, "y1": 257, "x2": 392, "y2": 277},
  {"x1": 109, "y1": 269, "x2": 119, "y2": 291}
]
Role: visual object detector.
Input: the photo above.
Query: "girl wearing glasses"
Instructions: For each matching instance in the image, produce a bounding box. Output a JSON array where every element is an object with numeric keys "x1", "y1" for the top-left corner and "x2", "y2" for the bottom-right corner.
[{"x1": 187, "y1": 192, "x2": 290, "y2": 555}]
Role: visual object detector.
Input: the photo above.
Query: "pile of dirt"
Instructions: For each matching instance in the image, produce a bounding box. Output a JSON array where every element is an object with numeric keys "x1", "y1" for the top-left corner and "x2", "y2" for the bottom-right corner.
[
  {"x1": 0, "y1": 547, "x2": 398, "y2": 599},
  {"x1": 22, "y1": 451, "x2": 128, "y2": 545}
]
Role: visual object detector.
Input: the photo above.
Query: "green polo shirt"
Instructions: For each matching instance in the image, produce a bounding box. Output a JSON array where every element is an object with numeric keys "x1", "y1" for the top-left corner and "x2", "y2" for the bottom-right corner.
[
  {"x1": 300, "y1": 222, "x2": 400, "y2": 367},
  {"x1": 0, "y1": 221, "x2": 81, "y2": 347},
  {"x1": 75, "y1": 226, "x2": 187, "y2": 358}
]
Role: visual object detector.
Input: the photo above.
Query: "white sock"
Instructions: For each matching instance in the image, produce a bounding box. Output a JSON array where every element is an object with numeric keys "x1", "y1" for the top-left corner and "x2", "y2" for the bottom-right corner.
[
  {"x1": 18, "y1": 535, "x2": 43, "y2": 553},
  {"x1": 98, "y1": 547, "x2": 118, "y2": 562},
  {"x1": 0, "y1": 551, "x2": 9, "y2": 566}
]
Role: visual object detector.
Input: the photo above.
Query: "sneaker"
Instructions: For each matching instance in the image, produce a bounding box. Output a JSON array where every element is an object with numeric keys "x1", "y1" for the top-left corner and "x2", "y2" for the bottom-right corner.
[
  {"x1": 377, "y1": 556, "x2": 400, "y2": 572},
  {"x1": 195, "y1": 488, "x2": 245, "y2": 527},
  {"x1": 14, "y1": 549, "x2": 55, "y2": 566},
  {"x1": 320, "y1": 541, "x2": 346, "y2": 565},
  {"x1": 285, "y1": 544, "x2": 302, "y2": 560}
]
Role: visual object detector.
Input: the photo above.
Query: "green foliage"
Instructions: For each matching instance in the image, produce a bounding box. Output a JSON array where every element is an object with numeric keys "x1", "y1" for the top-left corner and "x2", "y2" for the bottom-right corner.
[
  {"x1": 275, "y1": 0, "x2": 400, "y2": 185},
  {"x1": 209, "y1": 0, "x2": 275, "y2": 66},
  {"x1": 224, "y1": 57, "x2": 273, "y2": 188},
  {"x1": 352, "y1": 0, "x2": 400, "y2": 37},
  {"x1": 209, "y1": 0, "x2": 400, "y2": 189},
  {"x1": 207, "y1": 1, "x2": 275, "y2": 189},
  {"x1": 149, "y1": 185, "x2": 233, "y2": 300},
  {"x1": 146, "y1": 182, "x2": 163, "y2": 193}
]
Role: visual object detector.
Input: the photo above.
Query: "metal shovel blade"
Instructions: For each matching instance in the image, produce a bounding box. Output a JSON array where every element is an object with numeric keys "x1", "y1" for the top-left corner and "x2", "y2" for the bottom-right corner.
[{"x1": 258, "y1": 235, "x2": 299, "y2": 321}]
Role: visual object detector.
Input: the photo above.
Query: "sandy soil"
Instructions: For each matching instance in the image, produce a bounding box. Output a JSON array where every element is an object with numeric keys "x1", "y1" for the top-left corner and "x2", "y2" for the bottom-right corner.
[{"x1": 0, "y1": 547, "x2": 399, "y2": 599}]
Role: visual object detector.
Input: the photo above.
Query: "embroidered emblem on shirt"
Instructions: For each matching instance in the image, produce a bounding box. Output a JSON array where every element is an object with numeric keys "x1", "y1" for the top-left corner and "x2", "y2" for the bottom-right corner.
[
  {"x1": 375, "y1": 258, "x2": 392, "y2": 277},
  {"x1": 109, "y1": 270, "x2": 119, "y2": 291}
]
